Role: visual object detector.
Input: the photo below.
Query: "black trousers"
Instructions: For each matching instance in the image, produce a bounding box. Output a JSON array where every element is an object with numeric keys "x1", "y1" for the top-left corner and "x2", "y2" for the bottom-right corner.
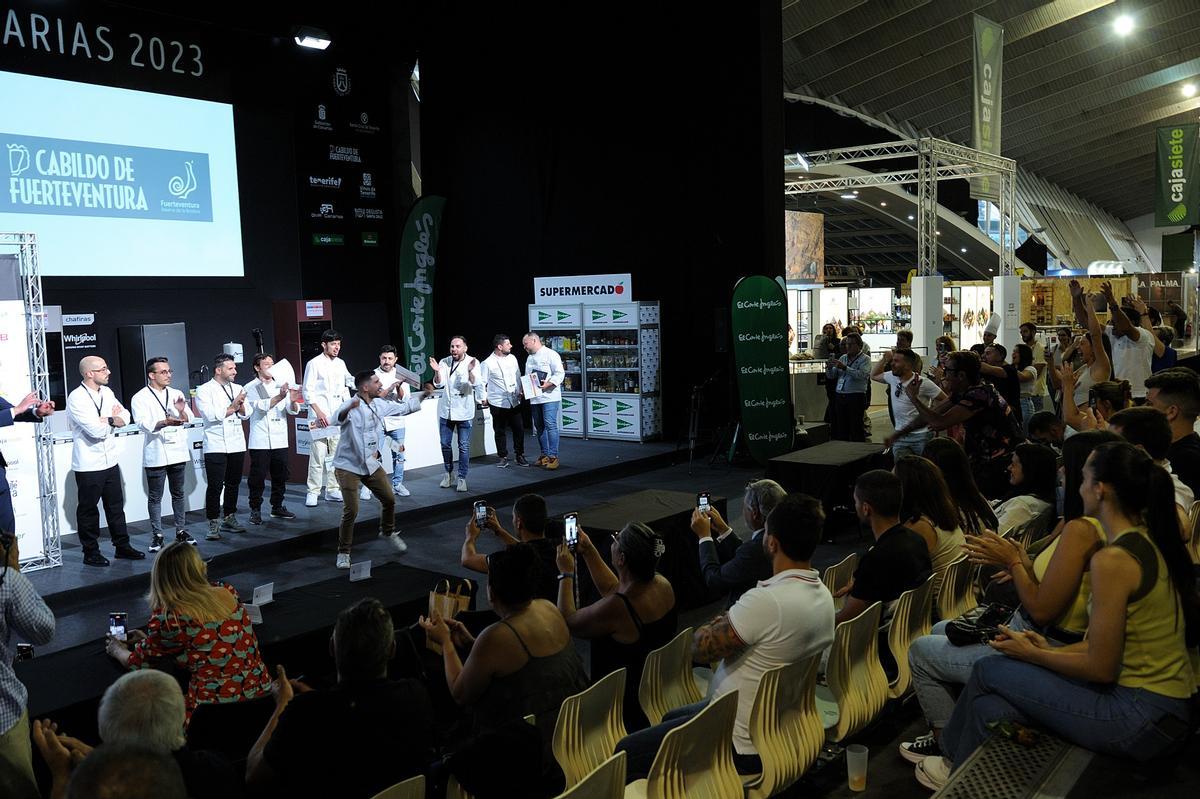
[
  {"x1": 204, "y1": 451, "x2": 245, "y2": 520},
  {"x1": 833, "y1": 392, "x2": 866, "y2": 442},
  {"x1": 488, "y1": 404, "x2": 525, "y2": 457},
  {"x1": 248, "y1": 447, "x2": 289, "y2": 510},
  {"x1": 75, "y1": 465, "x2": 131, "y2": 554}
]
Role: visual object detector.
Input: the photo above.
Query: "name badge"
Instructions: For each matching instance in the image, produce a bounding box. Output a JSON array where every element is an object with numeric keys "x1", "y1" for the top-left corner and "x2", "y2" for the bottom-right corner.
[
  {"x1": 365, "y1": 434, "x2": 379, "y2": 452},
  {"x1": 162, "y1": 426, "x2": 181, "y2": 443},
  {"x1": 225, "y1": 415, "x2": 240, "y2": 426},
  {"x1": 269, "y1": 415, "x2": 286, "y2": 426}
]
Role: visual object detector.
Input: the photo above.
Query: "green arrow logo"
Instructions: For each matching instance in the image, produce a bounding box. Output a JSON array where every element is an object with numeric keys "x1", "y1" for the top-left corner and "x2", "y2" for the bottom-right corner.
[
  {"x1": 617, "y1": 418, "x2": 633, "y2": 430},
  {"x1": 538, "y1": 311, "x2": 550, "y2": 322},
  {"x1": 563, "y1": 399, "x2": 576, "y2": 410},
  {"x1": 612, "y1": 310, "x2": 627, "y2": 320},
  {"x1": 591, "y1": 400, "x2": 604, "y2": 411},
  {"x1": 591, "y1": 417, "x2": 609, "y2": 429},
  {"x1": 616, "y1": 401, "x2": 631, "y2": 412},
  {"x1": 1168, "y1": 203, "x2": 1189, "y2": 223},
  {"x1": 557, "y1": 311, "x2": 570, "y2": 321},
  {"x1": 591, "y1": 310, "x2": 605, "y2": 321},
  {"x1": 563, "y1": 416, "x2": 577, "y2": 426}
]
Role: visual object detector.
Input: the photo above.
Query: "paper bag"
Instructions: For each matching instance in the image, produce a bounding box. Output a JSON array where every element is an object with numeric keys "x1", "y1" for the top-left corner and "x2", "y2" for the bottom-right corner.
[{"x1": 426, "y1": 579, "x2": 473, "y2": 653}]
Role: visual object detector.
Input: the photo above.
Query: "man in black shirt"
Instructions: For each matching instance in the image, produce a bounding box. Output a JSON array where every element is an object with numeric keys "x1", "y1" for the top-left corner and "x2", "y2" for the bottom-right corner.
[
  {"x1": 1145, "y1": 368, "x2": 1200, "y2": 498},
  {"x1": 835, "y1": 470, "x2": 932, "y2": 625},
  {"x1": 462, "y1": 493, "x2": 559, "y2": 601},
  {"x1": 247, "y1": 598, "x2": 436, "y2": 798},
  {"x1": 979, "y1": 344, "x2": 1023, "y2": 425}
]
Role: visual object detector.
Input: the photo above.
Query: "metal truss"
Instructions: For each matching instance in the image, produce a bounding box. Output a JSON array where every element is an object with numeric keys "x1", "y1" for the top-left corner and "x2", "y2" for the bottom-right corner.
[
  {"x1": 785, "y1": 137, "x2": 1017, "y2": 277},
  {"x1": 0, "y1": 233, "x2": 60, "y2": 571}
]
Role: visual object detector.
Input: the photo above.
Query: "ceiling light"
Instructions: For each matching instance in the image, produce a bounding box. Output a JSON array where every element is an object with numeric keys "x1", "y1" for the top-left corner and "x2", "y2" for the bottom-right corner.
[
  {"x1": 989, "y1": 267, "x2": 995, "y2": 272},
  {"x1": 1113, "y1": 14, "x2": 1133, "y2": 36},
  {"x1": 840, "y1": 193, "x2": 857, "y2": 200},
  {"x1": 880, "y1": 201, "x2": 887, "y2": 207},
  {"x1": 907, "y1": 214, "x2": 915, "y2": 220},
  {"x1": 294, "y1": 26, "x2": 332, "y2": 50},
  {"x1": 1184, "y1": 83, "x2": 1198, "y2": 98},
  {"x1": 960, "y1": 247, "x2": 968, "y2": 253},
  {"x1": 936, "y1": 230, "x2": 942, "y2": 236}
]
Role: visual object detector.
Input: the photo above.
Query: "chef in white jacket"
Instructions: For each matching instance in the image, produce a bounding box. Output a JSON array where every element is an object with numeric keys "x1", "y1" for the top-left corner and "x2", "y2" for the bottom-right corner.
[
  {"x1": 331, "y1": 370, "x2": 433, "y2": 568},
  {"x1": 429, "y1": 335, "x2": 484, "y2": 493},
  {"x1": 244, "y1": 353, "x2": 302, "y2": 525},
  {"x1": 480, "y1": 333, "x2": 527, "y2": 468},
  {"x1": 130, "y1": 356, "x2": 196, "y2": 552},
  {"x1": 302, "y1": 330, "x2": 350, "y2": 506},
  {"x1": 194, "y1": 354, "x2": 251, "y2": 540}
]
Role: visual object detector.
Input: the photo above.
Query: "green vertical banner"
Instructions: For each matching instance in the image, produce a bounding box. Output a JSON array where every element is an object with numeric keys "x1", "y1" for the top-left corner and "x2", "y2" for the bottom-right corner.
[
  {"x1": 731, "y1": 276, "x2": 794, "y2": 464},
  {"x1": 970, "y1": 15, "x2": 1003, "y2": 202},
  {"x1": 398, "y1": 195, "x2": 446, "y2": 382},
  {"x1": 1155, "y1": 124, "x2": 1200, "y2": 226}
]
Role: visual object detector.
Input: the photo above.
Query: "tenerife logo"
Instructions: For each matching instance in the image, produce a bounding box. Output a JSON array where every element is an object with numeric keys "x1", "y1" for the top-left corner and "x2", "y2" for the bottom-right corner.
[
  {"x1": 334, "y1": 67, "x2": 351, "y2": 96},
  {"x1": 8, "y1": 144, "x2": 30, "y2": 176},
  {"x1": 168, "y1": 161, "x2": 198, "y2": 199},
  {"x1": 1168, "y1": 128, "x2": 1189, "y2": 222},
  {"x1": 309, "y1": 176, "x2": 342, "y2": 189}
]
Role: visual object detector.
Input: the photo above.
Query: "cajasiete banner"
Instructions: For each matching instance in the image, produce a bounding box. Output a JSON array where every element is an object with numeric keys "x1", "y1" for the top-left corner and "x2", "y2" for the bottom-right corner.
[
  {"x1": 397, "y1": 195, "x2": 445, "y2": 383},
  {"x1": 1155, "y1": 124, "x2": 1200, "y2": 226},
  {"x1": 730, "y1": 276, "x2": 794, "y2": 464},
  {"x1": 970, "y1": 15, "x2": 1004, "y2": 202}
]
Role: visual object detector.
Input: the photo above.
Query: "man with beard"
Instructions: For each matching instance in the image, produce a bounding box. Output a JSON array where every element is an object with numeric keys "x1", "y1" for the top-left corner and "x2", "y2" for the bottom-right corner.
[{"x1": 875, "y1": 348, "x2": 946, "y2": 458}]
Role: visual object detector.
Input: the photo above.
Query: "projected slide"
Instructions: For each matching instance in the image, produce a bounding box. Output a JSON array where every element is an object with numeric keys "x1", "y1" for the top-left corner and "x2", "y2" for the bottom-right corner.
[{"x1": 0, "y1": 70, "x2": 243, "y2": 277}]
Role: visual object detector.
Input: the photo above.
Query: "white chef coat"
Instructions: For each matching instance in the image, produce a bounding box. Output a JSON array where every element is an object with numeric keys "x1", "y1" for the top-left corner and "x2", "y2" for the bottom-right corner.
[
  {"x1": 332, "y1": 393, "x2": 425, "y2": 475},
  {"x1": 194, "y1": 379, "x2": 250, "y2": 454},
  {"x1": 67, "y1": 384, "x2": 131, "y2": 472},
  {"x1": 480, "y1": 352, "x2": 522, "y2": 408},
  {"x1": 303, "y1": 354, "x2": 351, "y2": 441},
  {"x1": 130, "y1": 385, "x2": 195, "y2": 468},
  {"x1": 244, "y1": 378, "x2": 299, "y2": 450},
  {"x1": 433, "y1": 356, "x2": 484, "y2": 422},
  {"x1": 374, "y1": 367, "x2": 411, "y2": 432},
  {"x1": 524, "y1": 348, "x2": 565, "y2": 406}
]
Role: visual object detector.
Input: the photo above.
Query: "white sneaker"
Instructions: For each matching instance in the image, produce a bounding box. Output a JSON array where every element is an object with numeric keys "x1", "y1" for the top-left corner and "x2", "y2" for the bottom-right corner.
[
  {"x1": 393, "y1": 483, "x2": 410, "y2": 497},
  {"x1": 381, "y1": 531, "x2": 408, "y2": 553},
  {"x1": 326, "y1": 489, "x2": 343, "y2": 503},
  {"x1": 336, "y1": 553, "x2": 351, "y2": 569},
  {"x1": 305, "y1": 491, "x2": 319, "y2": 507},
  {"x1": 915, "y1": 756, "x2": 952, "y2": 791},
  {"x1": 456, "y1": 477, "x2": 468, "y2": 492},
  {"x1": 359, "y1": 486, "x2": 371, "y2": 500},
  {"x1": 439, "y1": 472, "x2": 453, "y2": 488}
]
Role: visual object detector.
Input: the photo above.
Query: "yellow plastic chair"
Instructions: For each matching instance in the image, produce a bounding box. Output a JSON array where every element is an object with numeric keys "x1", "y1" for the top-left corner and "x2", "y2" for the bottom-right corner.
[
  {"x1": 741, "y1": 655, "x2": 823, "y2": 799},
  {"x1": 624, "y1": 689, "x2": 742, "y2": 799},
  {"x1": 1187, "y1": 500, "x2": 1200, "y2": 565},
  {"x1": 936, "y1": 555, "x2": 978, "y2": 621},
  {"x1": 815, "y1": 602, "x2": 889, "y2": 743},
  {"x1": 638, "y1": 627, "x2": 703, "y2": 725},
  {"x1": 370, "y1": 774, "x2": 425, "y2": 799},
  {"x1": 553, "y1": 751, "x2": 627, "y2": 799},
  {"x1": 554, "y1": 668, "x2": 628, "y2": 789},
  {"x1": 822, "y1": 553, "x2": 858, "y2": 611},
  {"x1": 886, "y1": 575, "x2": 935, "y2": 699}
]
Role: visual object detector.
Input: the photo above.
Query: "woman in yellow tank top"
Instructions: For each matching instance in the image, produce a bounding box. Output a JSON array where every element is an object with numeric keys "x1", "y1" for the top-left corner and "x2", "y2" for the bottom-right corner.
[{"x1": 931, "y1": 442, "x2": 1198, "y2": 784}]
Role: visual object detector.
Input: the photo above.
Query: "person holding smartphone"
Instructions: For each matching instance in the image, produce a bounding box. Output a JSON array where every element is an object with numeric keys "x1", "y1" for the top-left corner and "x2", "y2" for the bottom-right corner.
[{"x1": 461, "y1": 494, "x2": 559, "y2": 601}]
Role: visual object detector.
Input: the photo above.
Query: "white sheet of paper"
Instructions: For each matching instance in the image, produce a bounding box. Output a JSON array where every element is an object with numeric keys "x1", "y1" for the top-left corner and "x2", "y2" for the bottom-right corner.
[
  {"x1": 245, "y1": 604, "x2": 263, "y2": 624},
  {"x1": 519, "y1": 374, "x2": 541, "y2": 399},
  {"x1": 349, "y1": 560, "x2": 372, "y2": 582},
  {"x1": 394, "y1": 364, "x2": 422, "y2": 388},
  {"x1": 252, "y1": 582, "x2": 274, "y2": 606},
  {"x1": 269, "y1": 359, "x2": 297, "y2": 391}
]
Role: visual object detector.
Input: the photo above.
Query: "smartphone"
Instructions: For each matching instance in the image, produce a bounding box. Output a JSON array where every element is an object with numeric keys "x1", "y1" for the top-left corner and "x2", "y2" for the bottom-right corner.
[
  {"x1": 15, "y1": 643, "x2": 33, "y2": 661},
  {"x1": 473, "y1": 500, "x2": 488, "y2": 526},
  {"x1": 108, "y1": 612, "x2": 128, "y2": 641},
  {"x1": 697, "y1": 492, "x2": 711, "y2": 514},
  {"x1": 1088, "y1": 389, "x2": 1097, "y2": 410},
  {"x1": 564, "y1": 513, "x2": 579, "y2": 550}
]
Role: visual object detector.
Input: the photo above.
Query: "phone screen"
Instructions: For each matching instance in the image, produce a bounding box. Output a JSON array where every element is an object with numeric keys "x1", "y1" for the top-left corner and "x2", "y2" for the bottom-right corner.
[
  {"x1": 108, "y1": 612, "x2": 127, "y2": 641},
  {"x1": 474, "y1": 501, "x2": 487, "y2": 525},
  {"x1": 564, "y1": 514, "x2": 578, "y2": 548},
  {"x1": 697, "y1": 493, "x2": 710, "y2": 513}
]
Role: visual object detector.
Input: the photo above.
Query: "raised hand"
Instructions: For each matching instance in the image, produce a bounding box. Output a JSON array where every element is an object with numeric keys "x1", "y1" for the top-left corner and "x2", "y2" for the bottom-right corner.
[
  {"x1": 428, "y1": 355, "x2": 440, "y2": 372},
  {"x1": 15, "y1": 391, "x2": 38, "y2": 415},
  {"x1": 1068, "y1": 279, "x2": 1082, "y2": 299}
]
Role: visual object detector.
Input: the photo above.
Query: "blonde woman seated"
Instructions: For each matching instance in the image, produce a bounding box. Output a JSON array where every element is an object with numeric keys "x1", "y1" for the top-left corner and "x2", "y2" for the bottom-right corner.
[{"x1": 105, "y1": 542, "x2": 269, "y2": 722}]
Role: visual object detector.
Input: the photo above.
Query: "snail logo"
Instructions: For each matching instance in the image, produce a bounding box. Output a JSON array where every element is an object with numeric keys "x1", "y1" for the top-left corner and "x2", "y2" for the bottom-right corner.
[
  {"x1": 7, "y1": 143, "x2": 30, "y2": 177},
  {"x1": 1168, "y1": 203, "x2": 1188, "y2": 224},
  {"x1": 168, "y1": 161, "x2": 198, "y2": 200}
]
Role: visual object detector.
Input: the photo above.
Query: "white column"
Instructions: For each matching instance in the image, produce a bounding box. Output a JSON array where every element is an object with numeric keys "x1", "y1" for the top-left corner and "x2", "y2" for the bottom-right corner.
[
  {"x1": 993, "y1": 274, "x2": 1022, "y2": 349},
  {"x1": 911, "y1": 274, "x2": 944, "y2": 361}
]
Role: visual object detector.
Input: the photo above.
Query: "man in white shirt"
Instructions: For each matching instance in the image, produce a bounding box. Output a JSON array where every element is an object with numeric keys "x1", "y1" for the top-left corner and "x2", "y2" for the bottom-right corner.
[
  {"x1": 1090, "y1": 281, "x2": 1154, "y2": 401},
  {"x1": 332, "y1": 370, "x2": 433, "y2": 568},
  {"x1": 67, "y1": 356, "x2": 144, "y2": 566},
  {"x1": 244, "y1": 353, "x2": 302, "y2": 526},
  {"x1": 194, "y1": 354, "x2": 251, "y2": 540},
  {"x1": 522, "y1": 332, "x2": 565, "y2": 470},
  {"x1": 303, "y1": 330, "x2": 351, "y2": 506},
  {"x1": 876, "y1": 347, "x2": 948, "y2": 458},
  {"x1": 480, "y1": 334, "x2": 527, "y2": 468},
  {"x1": 429, "y1": 336, "x2": 483, "y2": 492},
  {"x1": 374, "y1": 345, "x2": 412, "y2": 496},
  {"x1": 616, "y1": 493, "x2": 835, "y2": 779},
  {"x1": 130, "y1": 357, "x2": 196, "y2": 552}
]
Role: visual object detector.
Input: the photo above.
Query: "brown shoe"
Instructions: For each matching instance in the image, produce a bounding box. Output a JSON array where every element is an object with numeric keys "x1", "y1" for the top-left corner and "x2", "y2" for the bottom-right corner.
[
  {"x1": 545, "y1": 457, "x2": 560, "y2": 470},
  {"x1": 535, "y1": 455, "x2": 549, "y2": 467}
]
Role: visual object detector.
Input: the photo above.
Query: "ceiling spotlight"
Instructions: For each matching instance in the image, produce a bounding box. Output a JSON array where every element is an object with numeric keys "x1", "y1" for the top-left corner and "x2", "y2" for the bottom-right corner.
[
  {"x1": 840, "y1": 193, "x2": 857, "y2": 200},
  {"x1": 294, "y1": 26, "x2": 332, "y2": 50},
  {"x1": 907, "y1": 214, "x2": 915, "y2": 220},
  {"x1": 989, "y1": 267, "x2": 995, "y2": 272},
  {"x1": 936, "y1": 230, "x2": 942, "y2": 236},
  {"x1": 1113, "y1": 14, "x2": 1134, "y2": 36},
  {"x1": 1184, "y1": 83, "x2": 1198, "y2": 98},
  {"x1": 880, "y1": 201, "x2": 887, "y2": 207},
  {"x1": 960, "y1": 247, "x2": 968, "y2": 253}
]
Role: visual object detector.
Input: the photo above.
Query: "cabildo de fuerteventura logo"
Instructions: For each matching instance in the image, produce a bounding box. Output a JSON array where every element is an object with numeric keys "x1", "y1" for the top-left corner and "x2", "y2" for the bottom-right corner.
[
  {"x1": 168, "y1": 161, "x2": 197, "y2": 199},
  {"x1": 334, "y1": 67, "x2": 351, "y2": 96},
  {"x1": 8, "y1": 144, "x2": 30, "y2": 176}
]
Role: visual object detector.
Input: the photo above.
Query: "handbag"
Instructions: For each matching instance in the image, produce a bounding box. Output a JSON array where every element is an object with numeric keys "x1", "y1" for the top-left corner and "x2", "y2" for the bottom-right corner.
[
  {"x1": 945, "y1": 602, "x2": 1014, "y2": 647},
  {"x1": 426, "y1": 579, "x2": 473, "y2": 653}
]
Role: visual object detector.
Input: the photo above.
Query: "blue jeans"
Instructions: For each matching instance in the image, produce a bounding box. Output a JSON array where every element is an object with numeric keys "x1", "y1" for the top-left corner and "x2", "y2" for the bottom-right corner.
[
  {"x1": 385, "y1": 427, "x2": 406, "y2": 485},
  {"x1": 1019, "y1": 396, "x2": 1035, "y2": 432},
  {"x1": 891, "y1": 429, "x2": 932, "y2": 460},
  {"x1": 942, "y1": 655, "x2": 1190, "y2": 766},
  {"x1": 531, "y1": 402, "x2": 560, "y2": 458},
  {"x1": 615, "y1": 700, "x2": 761, "y2": 780},
  {"x1": 439, "y1": 417, "x2": 472, "y2": 478}
]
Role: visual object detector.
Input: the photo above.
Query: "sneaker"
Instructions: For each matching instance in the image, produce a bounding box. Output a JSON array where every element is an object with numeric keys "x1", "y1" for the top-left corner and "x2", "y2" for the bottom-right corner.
[
  {"x1": 380, "y1": 531, "x2": 408, "y2": 553},
  {"x1": 497, "y1": 456, "x2": 510, "y2": 468},
  {"x1": 393, "y1": 483, "x2": 411, "y2": 497},
  {"x1": 515, "y1": 455, "x2": 531, "y2": 467},
  {"x1": 326, "y1": 489, "x2": 344, "y2": 503},
  {"x1": 271, "y1": 506, "x2": 297, "y2": 519},
  {"x1": 175, "y1": 529, "x2": 198, "y2": 546},
  {"x1": 114, "y1": 545, "x2": 146, "y2": 560},
  {"x1": 456, "y1": 477, "x2": 468, "y2": 492},
  {"x1": 439, "y1": 472, "x2": 453, "y2": 488},
  {"x1": 359, "y1": 485, "x2": 371, "y2": 501},
  {"x1": 221, "y1": 514, "x2": 246, "y2": 533},
  {"x1": 249, "y1": 509, "x2": 263, "y2": 525},
  {"x1": 148, "y1": 533, "x2": 164, "y2": 552},
  {"x1": 545, "y1": 457, "x2": 560, "y2": 471},
  {"x1": 206, "y1": 520, "x2": 222, "y2": 541},
  {"x1": 900, "y1": 732, "x2": 940, "y2": 764},
  {"x1": 336, "y1": 553, "x2": 351, "y2": 569},
  {"x1": 535, "y1": 455, "x2": 549, "y2": 467},
  {"x1": 305, "y1": 491, "x2": 319, "y2": 508},
  {"x1": 914, "y1": 756, "x2": 952, "y2": 791},
  {"x1": 83, "y1": 551, "x2": 110, "y2": 567}
]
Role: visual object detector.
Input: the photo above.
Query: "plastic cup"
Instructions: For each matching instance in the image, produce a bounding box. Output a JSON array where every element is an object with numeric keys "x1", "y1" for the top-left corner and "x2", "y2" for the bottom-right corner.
[{"x1": 846, "y1": 744, "x2": 868, "y2": 792}]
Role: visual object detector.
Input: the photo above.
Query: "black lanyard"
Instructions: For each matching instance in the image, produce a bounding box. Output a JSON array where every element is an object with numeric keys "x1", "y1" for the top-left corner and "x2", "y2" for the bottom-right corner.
[
  {"x1": 219, "y1": 382, "x2": 236, "y2": 404},
  {"x1": 149, "y1": 386, "x2": 172, "y2": 416},
  {"x1": 448, "y1": 358, "x2": 462, "y2": 379},
  {"x1": 85, "y1": 387, "x2": 104, "y2": 417}
]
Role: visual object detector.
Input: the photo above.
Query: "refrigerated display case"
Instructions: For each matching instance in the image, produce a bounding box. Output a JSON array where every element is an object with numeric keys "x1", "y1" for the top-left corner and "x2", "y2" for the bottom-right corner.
[
  {"x1": 581, "y1": 302, "x2": 662, "y2": 441},
  {"x1": 528, "y1": 304, "x2": 585, "y2": 437}
]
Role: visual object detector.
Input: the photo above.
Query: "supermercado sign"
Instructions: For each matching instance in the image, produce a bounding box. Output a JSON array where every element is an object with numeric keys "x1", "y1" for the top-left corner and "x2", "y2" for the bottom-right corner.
[{"x1": 534, "y1": 274, "x2": 632, "y2": 305}]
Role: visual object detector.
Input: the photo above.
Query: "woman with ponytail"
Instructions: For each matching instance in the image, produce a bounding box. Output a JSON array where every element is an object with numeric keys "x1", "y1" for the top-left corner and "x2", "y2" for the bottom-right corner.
[
  {"x1": 922, "y1": 437, "x2": 997, "y2": 537},
  {"x1": 918, "y1": 442, "x2": 1198, "y2": 789}
]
